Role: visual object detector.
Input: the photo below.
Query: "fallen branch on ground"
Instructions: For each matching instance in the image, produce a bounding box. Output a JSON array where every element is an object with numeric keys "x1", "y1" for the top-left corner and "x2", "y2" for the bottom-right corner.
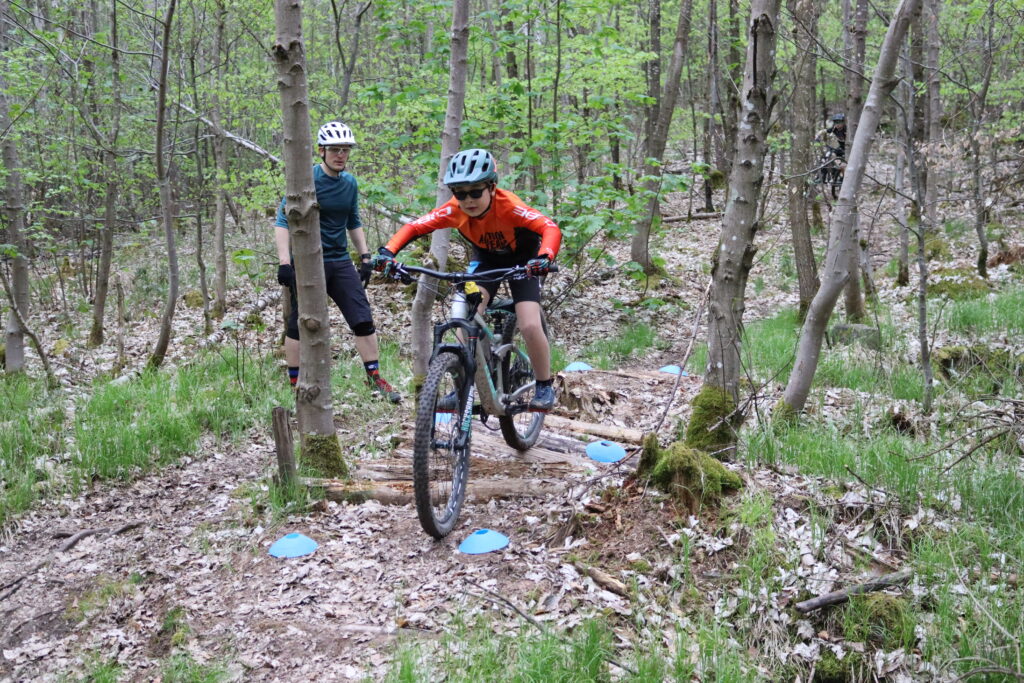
[{"x1": 794, "y1": 569, "x2": 912, "y2": 614}]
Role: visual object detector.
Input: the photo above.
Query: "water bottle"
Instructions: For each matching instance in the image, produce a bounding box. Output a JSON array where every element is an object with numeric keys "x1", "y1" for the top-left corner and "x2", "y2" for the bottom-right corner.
[{"x1": 451, "y1": 289, "x2": 469, "y2": 320}]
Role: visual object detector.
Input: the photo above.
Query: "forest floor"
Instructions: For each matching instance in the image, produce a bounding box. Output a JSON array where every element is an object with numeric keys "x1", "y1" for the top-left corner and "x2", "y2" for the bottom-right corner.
[{"x1": 1, "y1": 154, "x2": 1023, "y2": 681}]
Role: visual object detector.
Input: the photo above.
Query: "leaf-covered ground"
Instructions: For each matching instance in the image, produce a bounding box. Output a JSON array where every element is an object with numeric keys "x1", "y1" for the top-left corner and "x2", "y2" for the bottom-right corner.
[{"x1": 1, "y1": 151, "x2": 1022, "y2": 680}]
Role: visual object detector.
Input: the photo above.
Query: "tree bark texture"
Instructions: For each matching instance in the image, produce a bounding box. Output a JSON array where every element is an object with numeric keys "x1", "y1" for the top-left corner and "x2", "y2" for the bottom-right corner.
[
  {"x1": 782, "y1": 0, "x2": 922, "y2": 415},
  {"x1": 0, "y1": 0, "x2": 30, "y2": 373},
  {"x1": 787, "y1": 0, "x2": 820, "y2": 320},
  {"x1": 705, "y1": 0, "x2": 781, "y2": 406},
  {"x1": 273, "y1": 0, "x2": 338, "y2": 440},
  {"x1": 147, "y1": 0, "x2": 180, "y2": 370},
  {"x1": 88, "y1": 0, "x2": 121, "y2": 348},
  {"x1": 841, "y1": 0, "x2": 868, "y2": 322},
  {"x1": 629, "y1": 0, "x2": 695, "y2": 272},
  {"x1": 409, "y1": 0, "x2": 469, "y2": 381}
]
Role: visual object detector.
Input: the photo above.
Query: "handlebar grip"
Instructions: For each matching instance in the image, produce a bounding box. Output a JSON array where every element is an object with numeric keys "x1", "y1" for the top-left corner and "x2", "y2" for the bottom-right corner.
[{"x1": 548, "y1": 263, "x2": 559, "y2": 274}]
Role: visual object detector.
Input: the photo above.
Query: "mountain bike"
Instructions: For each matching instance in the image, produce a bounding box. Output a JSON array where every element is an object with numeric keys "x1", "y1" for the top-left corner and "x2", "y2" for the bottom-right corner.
[
  {"x1": 382, "y1": 261, "x2": 555, "y2": 538},
  {"x1": 817, "y1": 145, "x2": 845, "y2": 199}
]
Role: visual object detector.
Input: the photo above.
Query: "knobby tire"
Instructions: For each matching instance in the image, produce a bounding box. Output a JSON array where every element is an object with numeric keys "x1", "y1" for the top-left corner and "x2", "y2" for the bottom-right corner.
[
  {"x1": 497, "y1": 311, "x2": 547, "y2": 450},
  {"x1": 413, "y1": 352, "x2": 471, "y2": 538}
]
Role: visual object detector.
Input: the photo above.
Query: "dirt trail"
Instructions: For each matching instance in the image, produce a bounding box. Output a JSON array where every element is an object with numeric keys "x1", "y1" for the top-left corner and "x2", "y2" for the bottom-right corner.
[{"x1": 0, "y1": 359, "x2": 704, "y2": 681}]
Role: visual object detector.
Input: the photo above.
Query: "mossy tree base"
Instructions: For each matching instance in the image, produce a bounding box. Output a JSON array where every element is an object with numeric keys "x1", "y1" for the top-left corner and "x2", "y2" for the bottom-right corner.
[
  {"x1": 683, "y1": 384, "x2": 738, "y2": 458},
  {"x1": 638, "y1": 433, "x2": 743, "y2": 513},
  {"x1": 300, "y1": 432, "x2": 349, "y2": 478}
]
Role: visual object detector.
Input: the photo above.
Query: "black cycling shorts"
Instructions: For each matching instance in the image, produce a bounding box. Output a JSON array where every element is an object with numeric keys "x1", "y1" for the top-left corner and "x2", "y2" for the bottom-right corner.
[
  {"x1": 285, "y1": 260, "x2": 374, "y2": 340},
  {"x1": 470, "y1": 251, "x2": 542, "y2": 305}
]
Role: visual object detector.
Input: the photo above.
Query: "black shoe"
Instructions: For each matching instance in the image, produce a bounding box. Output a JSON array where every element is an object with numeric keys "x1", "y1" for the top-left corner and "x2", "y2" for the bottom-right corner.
[
  {"x1": 528, "y1": 383, "x2": 555, "y2": 412},
  {"x1": 436, "y1": 390, "x2": 459, "y2": 412}
]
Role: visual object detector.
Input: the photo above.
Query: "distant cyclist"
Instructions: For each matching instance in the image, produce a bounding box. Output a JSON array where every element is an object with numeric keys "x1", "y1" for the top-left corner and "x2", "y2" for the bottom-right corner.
[
  {"x1": 816, "y1": 113, "x2": 848, "y2": 160},
  {"x1": 373, "y1": 148, "x2": 562, "y2": 412},
  {"x1": 273, "y1": 121, "x2": 400, "y2": 402}
]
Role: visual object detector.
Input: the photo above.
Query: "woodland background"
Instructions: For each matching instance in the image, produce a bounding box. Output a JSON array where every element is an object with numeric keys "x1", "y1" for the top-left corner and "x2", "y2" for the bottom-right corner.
[{"x1": 1, "y1": 0, "x2": 1024, "y2": 681}]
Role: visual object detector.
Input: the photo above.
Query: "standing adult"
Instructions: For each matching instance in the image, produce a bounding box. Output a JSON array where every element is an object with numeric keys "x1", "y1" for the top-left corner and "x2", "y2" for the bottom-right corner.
[{"x1": 274, "y1": 121, "x2": 400, "y2": 402}]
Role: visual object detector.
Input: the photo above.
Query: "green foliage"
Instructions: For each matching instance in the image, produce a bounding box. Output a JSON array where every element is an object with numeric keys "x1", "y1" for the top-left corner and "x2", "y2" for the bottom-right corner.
[{"x1": 946, "y1": 286, "x2": 1024, "y2": 336}]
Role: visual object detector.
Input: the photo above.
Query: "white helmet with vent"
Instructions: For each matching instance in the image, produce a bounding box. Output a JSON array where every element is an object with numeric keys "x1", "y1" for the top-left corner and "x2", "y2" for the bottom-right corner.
[{"x1": 317, "y1": 121, "x2": 356, "y2": 147}]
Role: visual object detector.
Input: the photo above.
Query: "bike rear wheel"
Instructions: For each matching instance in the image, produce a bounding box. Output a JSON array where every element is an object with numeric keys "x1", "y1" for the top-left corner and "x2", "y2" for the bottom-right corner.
[
  {"x1": 413, "y1": 351, "x2": 471, "y2": 538},
  {"x1": 497, "y1": 311, "x2": 547, "y2": 450}
]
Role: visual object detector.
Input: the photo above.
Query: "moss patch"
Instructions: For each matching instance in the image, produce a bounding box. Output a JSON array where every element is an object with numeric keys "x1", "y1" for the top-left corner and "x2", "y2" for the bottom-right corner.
[
  {"x1": 813, "y1": 649, "x2": 866, "y2": 682},
  {"x1": 843, "y1": 593, "x2": 914, "y2": 650},
  {"x1": 683, "y1": 384, "x2": 737, "y2": 458},
  {"x1": 933, "y1": 344, "x2": 1022, "y2": 380},
  {"x1": 301, "y1": 433, "x2": 349, "y2": 478},
  {"x1": 639, "y1": 437, "x2": 742, "y2": 513},
  {"x1": 928, "y1": 268, "x2": 991, "y2": 300},
  {"x1": 182, "y1": 289, "x2": 205, "y2": 308}
]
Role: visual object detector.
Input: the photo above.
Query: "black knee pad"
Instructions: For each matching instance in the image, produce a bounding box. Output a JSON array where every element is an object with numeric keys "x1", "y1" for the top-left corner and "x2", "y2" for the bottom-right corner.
[{"x1": 352, "y1": 321, "x2": 375, "y2": 337}]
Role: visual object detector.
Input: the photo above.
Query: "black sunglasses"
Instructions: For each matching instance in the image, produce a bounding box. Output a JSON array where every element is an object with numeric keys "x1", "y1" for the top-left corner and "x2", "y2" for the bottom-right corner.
[{"x1": 451, "y1": 186, "x2": 489, "y2": 200}]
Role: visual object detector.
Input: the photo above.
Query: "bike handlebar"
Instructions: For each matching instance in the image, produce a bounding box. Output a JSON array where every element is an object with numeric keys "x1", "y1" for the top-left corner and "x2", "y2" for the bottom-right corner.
[{"x1": 383, "y1": 261, "x2": 559, "y2": 285}]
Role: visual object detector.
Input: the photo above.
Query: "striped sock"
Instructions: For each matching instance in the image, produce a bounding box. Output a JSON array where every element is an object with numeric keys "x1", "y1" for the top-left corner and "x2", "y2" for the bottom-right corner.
[{"x1": 288, "y1": 367, "x2": 299, "y2": 386}]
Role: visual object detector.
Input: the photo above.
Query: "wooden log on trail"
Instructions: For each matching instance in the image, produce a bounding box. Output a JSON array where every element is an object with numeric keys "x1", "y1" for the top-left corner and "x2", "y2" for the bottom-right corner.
[
  {"x1": 304, "y1": 476, "x2": 566, "y2": 505},
  {"x1": 544, "y1": 414, "x2": 645, "y2": 444},
  {"x1": 663, "y1": 212, "x2": 723, "y2": 222},
  {"x1": 794, "y1": 569, "x2": 912, "y2": 614}
]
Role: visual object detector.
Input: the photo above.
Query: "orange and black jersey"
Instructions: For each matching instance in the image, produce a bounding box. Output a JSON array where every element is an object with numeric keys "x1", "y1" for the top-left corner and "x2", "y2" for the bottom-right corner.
[{"x1": 384, "y1": 188, "x2": 561, "y2": 262}]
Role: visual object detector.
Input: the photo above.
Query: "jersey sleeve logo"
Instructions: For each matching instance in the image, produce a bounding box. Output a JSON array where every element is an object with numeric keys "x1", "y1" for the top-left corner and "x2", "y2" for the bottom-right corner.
[{"x1": 412, "y1": 205, "x2": 453, "y2": 225}]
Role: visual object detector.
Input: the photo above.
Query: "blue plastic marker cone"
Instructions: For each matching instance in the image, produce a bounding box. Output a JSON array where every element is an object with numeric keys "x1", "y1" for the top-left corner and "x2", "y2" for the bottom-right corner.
[
  {"x1": 586, "y1": 440, "x2": 626, "y2": 463},
  {"x1": 563, "y1": 361, "x2": 593, "y2": 372},
  {"x1": 268, "y1": 532, "x2": 318, "y2": 558},
  {"x1": 458, "y1": 529, "x2": 509, "y2": 554},
  {"x1": 659, "y1": 364, "x2": 688, "y2": 376}
]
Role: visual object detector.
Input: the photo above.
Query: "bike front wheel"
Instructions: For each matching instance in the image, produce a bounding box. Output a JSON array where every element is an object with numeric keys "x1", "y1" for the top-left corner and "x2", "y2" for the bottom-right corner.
[
  {"x1": 413, "y1": 351, "x2": 472, "y2": 538},
  {"x1": 497, "y1": 311, "x2": 547, "y2": 450}
]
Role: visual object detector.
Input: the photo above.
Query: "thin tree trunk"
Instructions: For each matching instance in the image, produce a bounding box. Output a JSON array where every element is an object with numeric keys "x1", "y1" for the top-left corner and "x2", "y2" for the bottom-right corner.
[
  {"x1": 273, "y1": 0, "x2": 344, "y2": 475},
  {"x1": 841, "y1": 0, "x2": 868, "y2": 322},
  {"x1": 970, "y1": 0, "x2": 995, "y2": 278},
  {"x1": 331, "y1": 0, "x2": 371, "y2": 111},
  {"x1": 409, "y1": 0, "x2": 469, "y2": 381},
  {"x1": 88, "y1": 0, "x2": 121, "y2": 348},
  {"x1": 629, "y1": 0, "x2": 694, "y2": 271},
  {"x1": 787, "y1": 0, "x2": 820, "y2": 320},
  {"x1": 210, "y1": 1, "x2": 229, "y2": 319},
  {"x1": 148, "y1": 0, "x2": 180, "y2": 370},
  {"x1": 781, "y1": 0, "x2": 922, "y2": 415},
  {"x1": 0, "y1": 0, "x2": 30, "y2": 373},
  {"x1": 924, "y1": 0, "x2": 942, "y2": 232},
  {"x1": 701, "y1": 0, "x2": 781, "y2": 436}
]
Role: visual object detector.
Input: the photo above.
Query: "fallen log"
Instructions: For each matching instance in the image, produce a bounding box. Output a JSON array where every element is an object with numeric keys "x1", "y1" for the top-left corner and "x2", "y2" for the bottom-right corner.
[
  {"x1": 794, "y1": 569, "x2": 912, "y2": 614},
  {"x1": 544, "y1": 414, "x2": 645, "y2": 444},
  {"x1": 304, "y1": 476, "x2": 566, "y2": 505}
]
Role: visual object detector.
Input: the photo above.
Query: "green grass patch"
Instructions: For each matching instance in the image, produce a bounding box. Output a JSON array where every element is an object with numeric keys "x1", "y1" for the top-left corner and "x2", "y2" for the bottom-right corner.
[
  {"x1": 686, "y1": 309, "x2": 801, "y2": 380},
  {"x1": 581, "y1": 322, "x2": 658, "y2": 370},
  {"x1": 1, "y1": 351, "x2": 292, "y2": 526},
  {"x1": 945, "y1": 286, "x2": 1024, "y2": 336}
]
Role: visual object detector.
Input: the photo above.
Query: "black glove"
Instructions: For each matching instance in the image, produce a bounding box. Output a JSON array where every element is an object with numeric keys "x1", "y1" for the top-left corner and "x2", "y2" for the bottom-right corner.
[
  {"x1": 525, "y1": 256, "x2": 551, "y2": 277},
  {"x1": 277, "y1": 263, "x2": 295, "y2": 288},
  {"x1": 371, "y1": 247, "x2": 397, "y2": 277},
  {"x1": 358, "y1": 255, "x2": 373, "y2": 287}
]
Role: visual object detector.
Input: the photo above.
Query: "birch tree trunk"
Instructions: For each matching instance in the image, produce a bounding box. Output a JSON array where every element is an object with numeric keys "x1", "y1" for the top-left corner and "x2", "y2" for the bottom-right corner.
[
  {"x1": 787, "y1": 0, "x2": 820, "y2": 320},
  {"x1": 408, "y1": 0, "x2": 469, "y2": 382},
  {"x1": 687, "y1": 0, "x2": 780, "y2": 456},
  {"x1": 629, "y1": 0, "x2": 695, "y2": 272},
  {"x1": 273, "y1": 0, "x2": 345, "y2": 476},
  {"x1": 147, "y1": 0, "x2": 180, "y2": 370},
  {"x1": 781, "y1": 0, "x2": 922, "y2": 416}
]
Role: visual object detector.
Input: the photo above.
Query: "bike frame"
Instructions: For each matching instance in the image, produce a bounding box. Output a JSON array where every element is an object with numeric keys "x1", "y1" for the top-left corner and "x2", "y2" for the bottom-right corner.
[{"x1": 429, "y1": 304, "x2": 531, "y2": 419}]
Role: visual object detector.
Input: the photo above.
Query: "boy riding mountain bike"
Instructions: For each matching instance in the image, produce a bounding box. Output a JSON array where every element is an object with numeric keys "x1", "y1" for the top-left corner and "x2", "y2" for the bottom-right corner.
[{"x1": 372, "y1": 148, "x2": 561, "y2": 412}]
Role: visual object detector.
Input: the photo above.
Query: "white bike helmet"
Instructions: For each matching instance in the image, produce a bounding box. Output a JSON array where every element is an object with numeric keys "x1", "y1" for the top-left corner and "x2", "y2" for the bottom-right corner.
[
  {"x1": 317, "y1": 121, "x2": 356, "y2": 147},
  {"x1": 443, "y1": 149, "x2": 497, "y2": 186}
]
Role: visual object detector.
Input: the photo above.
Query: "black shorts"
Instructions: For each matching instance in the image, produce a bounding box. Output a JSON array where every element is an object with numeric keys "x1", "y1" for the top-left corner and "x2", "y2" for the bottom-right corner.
[
  {"x1": 285, "y1": 260, "x2": 374, "y2": 340},
  {"x1": 470, "y1": 251, "x2": 542, "y2": 304}
]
